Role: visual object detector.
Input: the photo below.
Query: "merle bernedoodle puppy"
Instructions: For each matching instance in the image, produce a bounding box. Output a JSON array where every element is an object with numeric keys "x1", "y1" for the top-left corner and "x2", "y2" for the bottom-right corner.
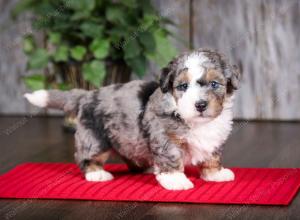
[{"x1": 25, "y1": 48, "x2": 241, "y2": 190}]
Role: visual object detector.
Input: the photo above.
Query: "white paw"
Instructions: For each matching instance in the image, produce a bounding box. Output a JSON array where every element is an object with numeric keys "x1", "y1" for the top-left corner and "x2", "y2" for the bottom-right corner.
[
  {"x1": 156, "y1": 172, "x2": 194, "y2": 190},
  {"x1": 85, "y1": 170, "x2": 114, "y2": 182},
  {"x1": 24, "y1": 90, "x2": 49, "y2": 108},
  {"x1": 201, "y1": 168, "x2": 235, "y2": 182}
]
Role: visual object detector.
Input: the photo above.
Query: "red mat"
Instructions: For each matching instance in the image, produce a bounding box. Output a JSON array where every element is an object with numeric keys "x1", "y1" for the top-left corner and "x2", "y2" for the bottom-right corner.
[{"x1": 0, "y1": 163, "x2": 299, "y2": 205}]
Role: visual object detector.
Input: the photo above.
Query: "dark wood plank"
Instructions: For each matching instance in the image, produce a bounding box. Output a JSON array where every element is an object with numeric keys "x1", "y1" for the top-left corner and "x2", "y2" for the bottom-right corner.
[{"x1": 0, "y1": 117, "x2": 299, "y2": 220}]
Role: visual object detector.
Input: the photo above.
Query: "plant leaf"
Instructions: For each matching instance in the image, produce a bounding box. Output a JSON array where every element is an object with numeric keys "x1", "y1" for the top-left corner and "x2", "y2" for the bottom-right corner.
[
  {"x1": 23, "y1": 74, "x2": 46, "y2": 91},
  {"x1": 28, "y1": 48, "x2": 49, "y2": 69},
  {"x1": 106, "y1": 6, "x2": 128, "y2": 25},
  {"x1": 70, "y1": 10, "x2": 91, "y2": 21},
  {"x1": 125, "y1": 55, "x2": 147, "y2": 77},
  {"x1": 22, "y1": 35, "x2": 36, "y2": 54},
  {"x1": 70, "y1": 46, "x2": 87, "y2": 61},
  {"x1": 67, "y1": 0, "x2": 96, "y2": 12},
  {"x1": 147, "y1": 29, "x2": 177, "y2": 67},
  {"x1": 123, "y1": 38, "x2": 141, "y2": 59},
  {"x1": 80, "y1": 22, "x2": 103, "y2": 38},
  {"x1": 122, "y1": 0, "x2": 137, "y2": 8},
  {"x1": 53, "y1": 45, "x2": 69, "y2": 62},
  {"x1": 11, "y1": 0, "x2": 36, "y2": 18},
  {"x1": 141, "y1": 14, "x2": 159, "y2": 30},
  {"x1": 138, "y1": 31, "x2": 156, "y2": 53},
  {"x1": 139, "y1": 0, "x2": 155, "y2": 14},
  {"x1": 48, "y1": 32, "x2": 61, "y2": 44},
  {"x1": 82, "y1": 61, "x2": 106, "y2": 87},
  {"x1": 89, "y1": 38, "x2": 110, "y2": 59}
]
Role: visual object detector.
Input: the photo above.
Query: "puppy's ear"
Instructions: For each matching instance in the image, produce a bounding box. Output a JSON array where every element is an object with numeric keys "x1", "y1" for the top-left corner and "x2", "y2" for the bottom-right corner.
[
  {"x1": 159, "y1": 65, "x2": 175, "y2": 93},
  {"x1": 225, "y1": 64, "x2": 241, "y2": 94}
]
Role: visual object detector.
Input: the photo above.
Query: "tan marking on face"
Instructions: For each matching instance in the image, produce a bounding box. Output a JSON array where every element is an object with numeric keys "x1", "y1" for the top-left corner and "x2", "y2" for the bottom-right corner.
[
  {"x1": 204, "y1": 69, "x2": 226, "y2": 85},
  {"x1": 172, "y1": 69, "x2": 191, "y2": 102},
  {"x1": 206, "y1": 91, "x2": 224, "y2": 116},
  {"x1": 177, "y1": 69, "x2": 192, "y2": 83},
  {"x1": 200, "y1": 68, "x2": 226, "y2": 117}
]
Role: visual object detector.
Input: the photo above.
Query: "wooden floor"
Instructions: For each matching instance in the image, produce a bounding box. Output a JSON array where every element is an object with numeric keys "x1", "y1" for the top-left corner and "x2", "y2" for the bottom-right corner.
[{"x1": 0, "y1": 117, "x2": 299, "y2": 220}]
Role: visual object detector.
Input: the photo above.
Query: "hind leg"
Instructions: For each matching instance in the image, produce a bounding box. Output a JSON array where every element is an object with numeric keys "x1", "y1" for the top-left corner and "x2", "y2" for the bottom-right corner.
[
  {"x1": 75, "y1": 124, "x2": 114, "y2": 182},
  {"x1": 81, "y1": 151, "x2": 113, "y2": 182}
]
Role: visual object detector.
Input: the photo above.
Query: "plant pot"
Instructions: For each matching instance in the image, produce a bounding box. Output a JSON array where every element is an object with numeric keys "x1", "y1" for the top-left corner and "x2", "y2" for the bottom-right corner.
[{"x1": 103, "y1": 59, "x2": 131, "y2": 85}]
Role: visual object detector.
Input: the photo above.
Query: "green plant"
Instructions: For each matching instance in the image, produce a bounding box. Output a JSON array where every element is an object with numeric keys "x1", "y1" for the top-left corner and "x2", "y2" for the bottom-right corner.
[{"x1": 13, "y1": 0, "x2": 177, "y2": 90}]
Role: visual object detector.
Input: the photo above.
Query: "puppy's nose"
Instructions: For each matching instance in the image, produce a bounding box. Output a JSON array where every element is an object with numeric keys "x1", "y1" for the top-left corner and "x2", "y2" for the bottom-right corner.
[{"x1": 195, "y1": 100, "x2": 208, "y2": 112}]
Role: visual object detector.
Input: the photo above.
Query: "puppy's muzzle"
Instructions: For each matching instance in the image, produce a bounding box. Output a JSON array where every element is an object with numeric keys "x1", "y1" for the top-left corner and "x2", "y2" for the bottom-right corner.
[{"x1": 195, "y1": 100, "x2": 208, "y2": 112}]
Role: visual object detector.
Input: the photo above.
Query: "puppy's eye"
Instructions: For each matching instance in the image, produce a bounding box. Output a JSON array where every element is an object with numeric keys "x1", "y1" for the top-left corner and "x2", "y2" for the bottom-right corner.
[
  {"x1": 210, "y1": 81, "x2": 220, "y2": 89},
  {"x1": 176, "y1": 83, "x2": 188, "y2": 91}
]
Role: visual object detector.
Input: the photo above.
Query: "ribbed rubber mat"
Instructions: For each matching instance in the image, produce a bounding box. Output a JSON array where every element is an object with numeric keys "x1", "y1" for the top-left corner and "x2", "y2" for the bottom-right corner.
[{"x1": 0, "y1": 163, "x2": 299, "y2": 205}]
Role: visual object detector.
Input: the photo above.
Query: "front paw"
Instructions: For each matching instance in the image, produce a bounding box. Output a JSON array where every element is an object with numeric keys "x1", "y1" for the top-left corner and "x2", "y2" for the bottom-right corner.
[
  {"x1": 156, "y1": 172, "x2": 194, "y2": 190},
  {"x1": 85, "y1": 170, "x2": 114, "y2": 182},
  {"x1": 201, "y1": 168, "x2": 235, "y2": 182}
]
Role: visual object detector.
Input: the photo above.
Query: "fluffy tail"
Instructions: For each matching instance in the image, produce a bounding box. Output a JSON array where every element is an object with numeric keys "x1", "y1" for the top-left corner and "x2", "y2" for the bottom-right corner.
[{"x1": 24, "y1": 89, "x2": 87, "y2": 114}]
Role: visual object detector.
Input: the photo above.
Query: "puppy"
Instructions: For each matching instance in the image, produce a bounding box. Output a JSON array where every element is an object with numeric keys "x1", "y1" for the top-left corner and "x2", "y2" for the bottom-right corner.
[{"x1": 24, "y1": 48, "x2": 240, "y2": 190}]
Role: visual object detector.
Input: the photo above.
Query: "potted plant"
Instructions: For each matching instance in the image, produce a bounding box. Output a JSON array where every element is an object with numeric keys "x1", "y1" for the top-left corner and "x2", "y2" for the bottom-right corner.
[{"x1": 13, "y1": 0, "x2": 177, "y2": 130}]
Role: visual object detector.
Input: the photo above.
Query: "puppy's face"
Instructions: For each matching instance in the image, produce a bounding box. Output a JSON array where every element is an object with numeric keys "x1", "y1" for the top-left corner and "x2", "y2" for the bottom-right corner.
[{"x1": 160, "y1": 49, "x2": 241, "y2": 121}]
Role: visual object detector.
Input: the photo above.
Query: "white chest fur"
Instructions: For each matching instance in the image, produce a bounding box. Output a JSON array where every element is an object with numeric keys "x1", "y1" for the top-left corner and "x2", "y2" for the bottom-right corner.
[{"x1": 183, "y1": 98, "x2": 234, "y2": 165}]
